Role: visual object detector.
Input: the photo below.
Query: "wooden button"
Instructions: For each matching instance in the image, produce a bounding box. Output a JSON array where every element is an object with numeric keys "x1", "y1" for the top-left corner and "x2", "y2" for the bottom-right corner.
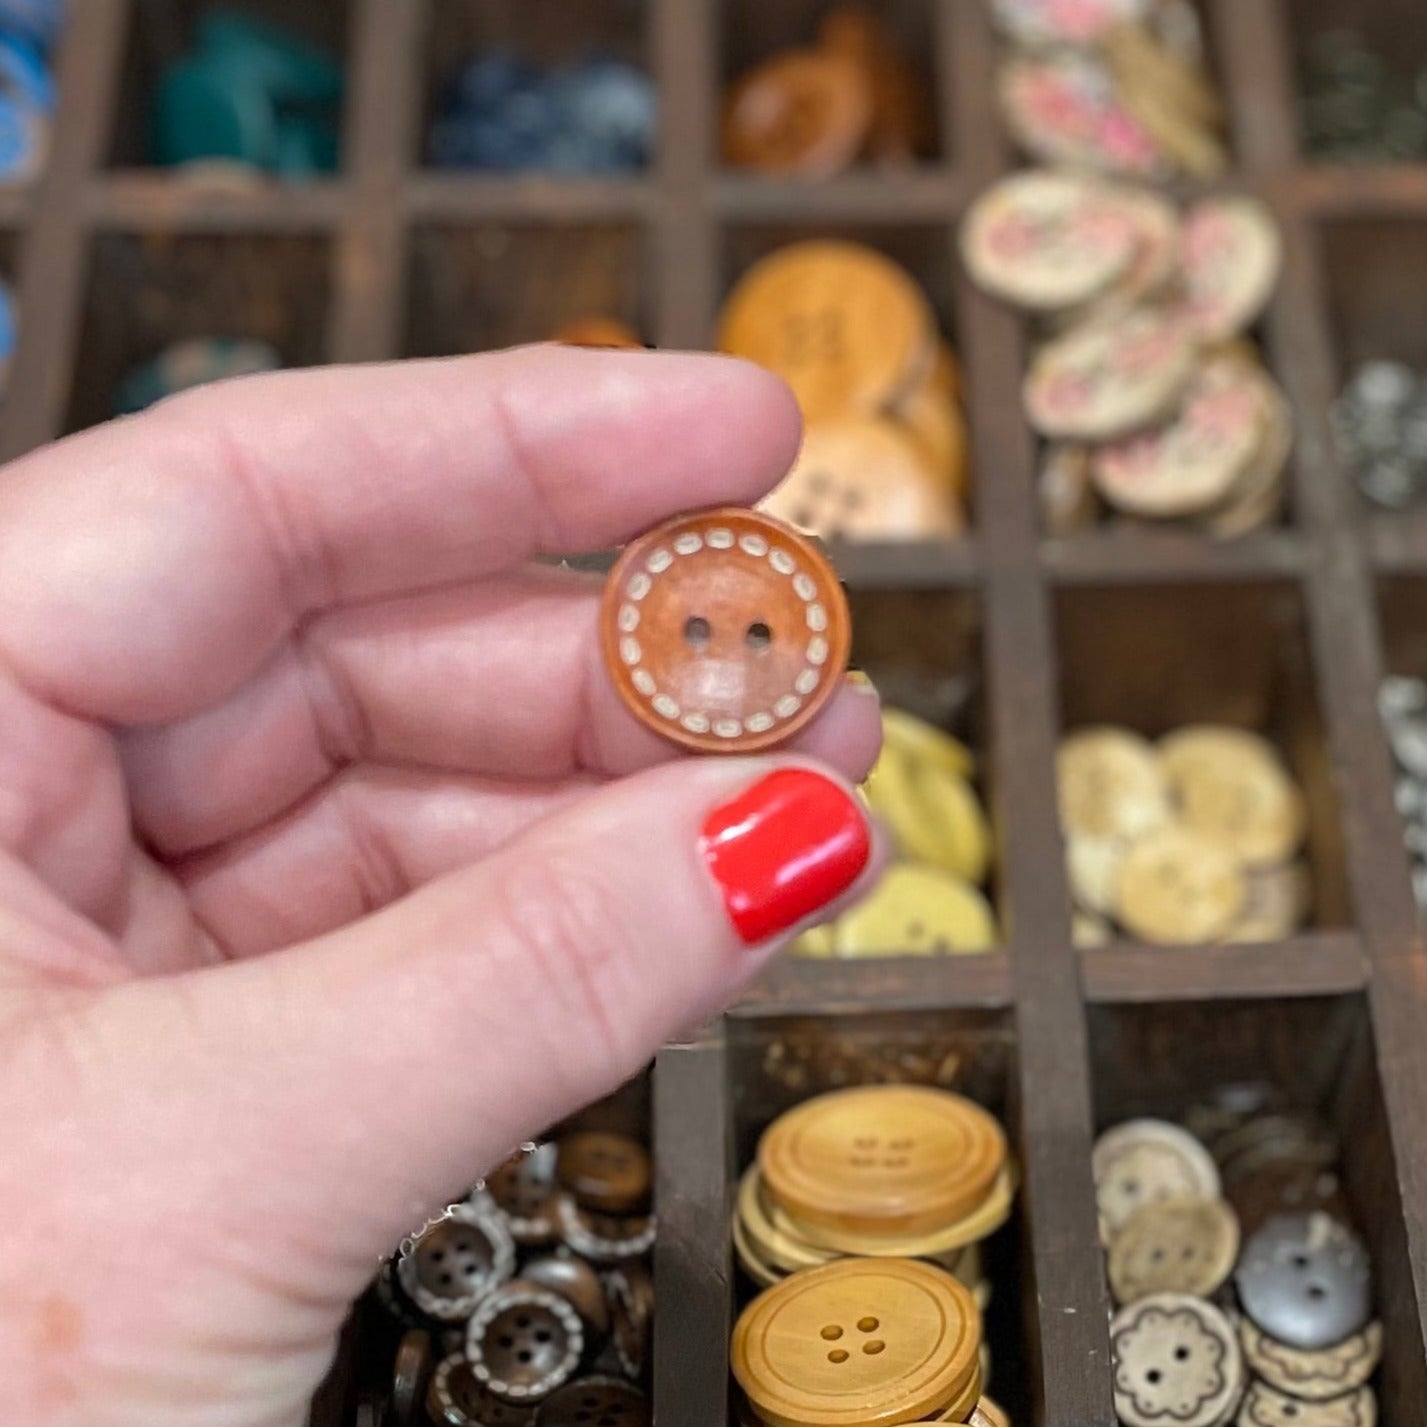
[
  {"x1": 487, "y1": 1143, "x2": 561, "y2": 1245},
  {"x1": 1114, "y1": 826, "x2": 1248, "y2": 946},
  {"x1": 1236, "y1": 1381, "x2": 1376, "y2": 1427},
  {"x1": 1111, "y1": 1293, "x2": 1246, "y2": 1427},
  {"x1": 762, "y1": 417, "x2": 958, "y2": 542},
  {"x1": 718, "y1": 240, "x2": 935, "y2": 420},
  {"x1": 1058, "y1": 727, "x2": 1171, "y2": 842},
  {"x1": 832, "y1": 863, "x2": 996, "y2": 957},
  {"x1": 467, "y1": 1283, "x2": 585, "y2": 1403},
  {"x1": 519, "y1": 1253, "x2": 610, "y2": 1339},
  {"x1": 392, "y1": 1329, "x2": 435, "y2": 1427},
  {"x1": 428, "y1": 1353, "x2": 535, "y2": 1426},
  {"x1": 606, "y1": 1261, "x2": 654, "y2": 1380},
  {"x1": 1093, "y1": 1120, "x2": 1221, "y2": 1241},
  {"x1": 1108, "y1": 1197, "x2": 1240, "y2": 1304},
  {"x1": 600, "y1": 508, "x2": 851, "y2": 754},
  {"x1": 967, "y1": 1397, "x2": 1011, "y2": 1427},
  {"x1": 1240, "y1": 1317, "x2": 1381, "y2": 1403},
  {"x1": 557, "y1": 1131, "x2": 652, "y2": 1215},
  {"x1": 722, "y1": 50, "x2": 871, "y2": 177},
  {"x1": 398, "y1": 1204, "x2": 517, "y2": 1322},
  {"x1": 757, "y1": 1086, "x2": 1006, "y2": 1237},
  {"x1": 533, "y1": 1377, "x2": 651, "y2": 1427},
  {"x1": 1177, "y1": 196, "x2": 1282, "y2": 344},
  {"x1": 551, "y1": 316, "x2": 644, "y2": 350},
  {"x1": 731, "y1": 1257, "x2": 981, "y2": 1427},
  {"x1": 555, "y1": 1195, "x2": 658, "y2": 1263}
]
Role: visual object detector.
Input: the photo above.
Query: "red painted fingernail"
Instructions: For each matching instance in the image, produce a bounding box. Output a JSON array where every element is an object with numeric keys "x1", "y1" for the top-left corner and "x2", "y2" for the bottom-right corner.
[{"x1": 700, "y1": 769, "x2": 870, "y2": 945}]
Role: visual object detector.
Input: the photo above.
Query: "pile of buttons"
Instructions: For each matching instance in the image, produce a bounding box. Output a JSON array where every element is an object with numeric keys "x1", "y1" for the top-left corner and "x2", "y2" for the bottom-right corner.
[
  {"x1": 111, "y1": 336, "x2": 282, "y2": 417},
  {"x1": 1059, "y1": 725, "x2": 1311, "y2": 947},
  {"x1": 1095, "y1": 1104, "x2": 1379, "y2": 1427},
  {"x1": 1378, "y1": 675, "x2": 1427, "y2": 914},
  {"x1": 961, "y1": 169, "x2": 1292, "y2": 540},
  {"x1": 730, "y1": 1086, "x2": 1014, "y2": 1425},
  {"x1": 368, "y1": 1125, "x2": 655, "y2": 1425},
  {"x1": 990, "y1": 0, "x2": 1226, "y2": 178},
  {"x1": 0, "y1": 0, "x2": 61, "y2": 182},
  {"x1": 1300, "y1": 28, "x2": 1427, "y2": 163},
  {"x1": 1332, "y1": 359, "x2": 1427, "y2": 511},
  {"x1": 430, "y1": 51, "x2": 656, "y2": 173},
  {"x1": 721, "y1": 2, "x2": 934, "y2": 176},
  {"x1": 796, "y1": 707, "x2": 996, "y2": 957},
  {"x1": 718, "y1": 240, "x2": 968, "y2": 541}
]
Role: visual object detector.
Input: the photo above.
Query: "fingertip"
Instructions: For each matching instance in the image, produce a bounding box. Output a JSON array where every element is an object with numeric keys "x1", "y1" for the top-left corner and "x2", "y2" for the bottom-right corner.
[{"x1": 791, "y1": 676, "x2": 885, "y2": 784}]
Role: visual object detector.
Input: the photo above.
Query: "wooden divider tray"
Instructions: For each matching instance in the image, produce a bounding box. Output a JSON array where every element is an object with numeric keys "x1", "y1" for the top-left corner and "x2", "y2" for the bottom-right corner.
[{"x1": 10, "y1": 3, "x2": 1427, "y2": 1425}]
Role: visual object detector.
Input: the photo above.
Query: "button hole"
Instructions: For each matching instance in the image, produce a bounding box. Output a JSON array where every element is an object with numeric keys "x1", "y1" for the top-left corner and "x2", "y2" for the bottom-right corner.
[
  {"x1": 745, "y1": 621, "x2": 772, "y2": 650},
  {"x1": 863, "y1": 1340, "x2": 885, "y2": 1355},
  {"x1": 828, "y1": 1349, "x2": 849, "y2": 1364},
  {"x1": 683, "y1": 616, "x2": 711, "y2": 647}
]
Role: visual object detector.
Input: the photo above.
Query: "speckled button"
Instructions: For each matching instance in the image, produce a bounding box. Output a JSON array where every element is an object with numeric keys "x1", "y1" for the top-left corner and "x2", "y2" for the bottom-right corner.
[
  {"x1": 467, "y1": 1282, "x2": 585, "y2": 1404},
  {"x1": 557, "y1": 1132, "x2": 652, "y2": 1215},
  {"x1": 1110, "y1": 1292, "x2": 1246, "y2": 1427},
  {"x1": 1093, "y1": 1120, "x2": 1222, "y2": 1240},
  {"x1": 428, "y1": 1353, "x2": 535, "y2": 1426},
  {"x1": 533, "y1": 1376, "x2": 652, "y2": 1427},
  {"x1": 1240, "y1": 1317, "x2": 1381, "y2": 1402},
  {"x1": 1235, "y1": 1213, "x2": 1372, "y2": 1351},
  {"x1": 1236, "y1": 1380, "x2": 1376, "y2": 1427},
  {"x1": 600, "y1": 508, "x2": 851, "y2": 754},
  {"x1": 398, "y1": 1204, "x2": 517, "y2": 1322},
  {"x1": 488, "y1": 1143, "x2": 561, "y2": 1245}
]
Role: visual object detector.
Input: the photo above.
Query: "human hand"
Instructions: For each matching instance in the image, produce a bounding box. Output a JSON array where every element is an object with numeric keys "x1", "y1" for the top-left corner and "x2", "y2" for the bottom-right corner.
[{"x1": 0, "y1": 347, "x2": 883, "y2": 1426}]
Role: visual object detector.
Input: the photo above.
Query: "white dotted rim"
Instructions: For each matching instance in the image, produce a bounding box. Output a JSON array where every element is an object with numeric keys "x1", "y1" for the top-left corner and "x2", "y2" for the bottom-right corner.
[
  {"x1": 555, "y1": 1194, "x2": 659, "y2": 1263},
  {"x1": 466, "y1": 1285, "x2": 585, "y2": 1402},
  {"x1": 397, "y1": 1202, "x2": 517, "y2": 1322},
  {"x1": 616, "y1": 525, "x2": 835, "y2": 739}
]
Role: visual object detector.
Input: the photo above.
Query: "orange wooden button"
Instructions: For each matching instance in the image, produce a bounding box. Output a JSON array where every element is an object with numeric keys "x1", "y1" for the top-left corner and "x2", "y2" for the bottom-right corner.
[
  {"x1": 731, "y1": 1257, "x2": 981, "y2": 1427},
  {"x1": 757, "y1": 1086, "x2": 1007, "y2": 1238},
  {"x1": 600, "y1": 507, "x2": 851, "y2": 754},
  {"x1": 552, "y1": 315, "x2": 644, "y2": 349}
]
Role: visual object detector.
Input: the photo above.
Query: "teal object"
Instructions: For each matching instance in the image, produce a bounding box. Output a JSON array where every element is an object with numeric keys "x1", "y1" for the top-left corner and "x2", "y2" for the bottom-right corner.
[
  {"x1": 196, "y1": 10, "x2": 343, "y2": 104},
  {"x1": 112, "y1": 337, "x2": 282, "y2": 417},
  {"x1": 152, "y1": 52, "x2": 277, "y2": 168}
]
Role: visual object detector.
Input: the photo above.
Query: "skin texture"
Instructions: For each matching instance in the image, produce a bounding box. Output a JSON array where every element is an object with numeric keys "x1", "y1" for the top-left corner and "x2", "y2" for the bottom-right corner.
[{"x1": 0, "y1": 346, "x2": 884, "y2": 1427}]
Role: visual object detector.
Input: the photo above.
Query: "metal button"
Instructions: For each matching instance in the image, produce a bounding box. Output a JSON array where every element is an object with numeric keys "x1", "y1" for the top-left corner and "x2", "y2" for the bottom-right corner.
[
  {"x1": 467, "y1": 1282, "x2": 586, "y2": 1404},
  {"x1": 1235, "y1": 1212, "x2": 1372, "y2": 1351}
]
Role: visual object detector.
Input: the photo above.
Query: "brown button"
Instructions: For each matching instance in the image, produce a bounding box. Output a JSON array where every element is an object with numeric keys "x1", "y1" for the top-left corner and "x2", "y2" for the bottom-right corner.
[
  {"x1": 600, "y1": 508, "x2": 851, "y2": 754},
  {"x1": 1228, "y1": 1161, "x2": 1354, "y2": 1238},
  {"x1": 556, "y1": 1195, "x2": 658, "y2": 1263},
  {"x1": 552, "y1": 316, "x2": 644, "y2": 350},
  {"x1": 533, "y1": 1376, "x2": 651, "y2": 1427},
  {"x1": 391, "y1": 1328, "x2": 434, "y2": 1426},
  {"x1": 722, "y1": 49, "x2": 871, "y2": 177},
  {"x1": 558, "y1": 1131, "x2": 652, "y2": 1215},
  {"x1": 520, "y1": 1252, "x2": 611, "y2": 1339},
  {"x1": 467, "y1": 1282, "x2": 586, "y2": 1404},
  {"x1": 488, "y1": 1144, "x2": 562, "y2": 1245},
  {"x1": 398, "y1": 1204, "x2": 517, "y2": 1322},
  {"x1": 605, "y1": 1261, "x2": 654, "y2": 1381},
  {"x1": 428, "y1": 1352, "x2": 535, "y2": 1426}
]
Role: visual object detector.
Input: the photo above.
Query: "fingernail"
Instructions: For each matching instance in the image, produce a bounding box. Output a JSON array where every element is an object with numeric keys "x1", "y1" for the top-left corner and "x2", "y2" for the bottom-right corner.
[
  {"x1": 700, "y1": 769, "x2": 871, "y2": 945},
  {"x1": 844, "y1": 669, "x2": 879, "y2": 696}
]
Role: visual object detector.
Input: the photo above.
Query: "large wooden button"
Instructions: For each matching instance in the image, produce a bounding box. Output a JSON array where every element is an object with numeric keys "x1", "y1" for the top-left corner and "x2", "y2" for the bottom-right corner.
[
  {"x1": 600, "y1": 508, "x2": 851, "y2": 754},
  {"x1": 1111, "y1": 1293, "x2": 1246, "y2": 1427},
  {"x1": 467, "y1": 1283, "x2": 585, "y2": 1403},
  {"x1": 1108, "y1": 1197, "x2": 1240, "y2": 1304},
  {"x1": 731, "y1": 1258, "x2": 981, "y2": 1427},
  {"x1": 557, "y1": 1131, "x2": 652, "y2": 1215},
  {"x1": 533, "y1": 1377, "x2": 651, "y2": 1427},
  {"x1": 1092, "y1": 1120, "x2": 1221, "y2": 1241},
  {"x1": 758, "y1": 1086, "x2": 1006, "y2": 1237},
  {"x1": 718, "y1": 240, "x2": 935, "y2": 419},
  {"x1": 722, "y1": 50, "x2": 871, "y2": 176},
  {"x1": 1240, "y1": 1318, "x2": 1381, "y2": 1403}
]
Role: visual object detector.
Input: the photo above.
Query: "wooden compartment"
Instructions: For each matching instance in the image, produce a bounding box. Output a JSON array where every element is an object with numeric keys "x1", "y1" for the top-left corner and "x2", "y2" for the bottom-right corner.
[
  {"x1": 62, "y1": 230, "x2": 333, "y2": 434},
  {"x1": 1054, "y1": 579, "x2": 1353, "y2": 933},
  {"x1": 1088, "y1": 995, "x2": 1427, "y2": 1422},
  {"x1": 107, "y1": 0, "x2": 355, "y2": 169},
  {"x1": 404, "y1": 221, "x2": 648, "y2": 355}
]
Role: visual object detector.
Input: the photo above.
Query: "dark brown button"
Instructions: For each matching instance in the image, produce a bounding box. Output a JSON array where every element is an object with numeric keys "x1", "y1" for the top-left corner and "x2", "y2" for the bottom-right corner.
[
  {"x1": 532, "y1": 1376, "x2": 651, "y2": 1427},
  {"x1": 428, "y1": 1353, "x2": 535, "y2": 1426},
  {"x1": 521, "y1": 1252, "x2": 610, "y2": 1338},
  {"x1": 556, "y1": 1196, "x2": 658, "y2": 1264},
  {"x1": 398, "y1": 1204, "x2": 517, "y2": 1322},
  {"x1": 488, "y1": 1143, "x2": 562, "y2": 1245},
  {"x1": 600, "y1": 508, "x2": 851, "y2": 754},
  {"x1": 1228, "y1": 1161, "x2": 1354, "y2": 1238},
  {"x1": 605, "y1": 1261, "x2": 654, "y2": 1381},
  {"x1": 373, "y1": 1257, "x2": 431, "y2": 1330},
  {"x1": 391, "y1": 1328, "x2": 434, "y2": 1426},
  {"x1": 355, "y1": 1397, "x2": 388, "y2": 1427},
  {"x1": 557, "y1": 1132, "x2": 652, "y2": 1215},
  {"x1": 467, "y1": 1282, "x2": 586, "y2": 1404}
]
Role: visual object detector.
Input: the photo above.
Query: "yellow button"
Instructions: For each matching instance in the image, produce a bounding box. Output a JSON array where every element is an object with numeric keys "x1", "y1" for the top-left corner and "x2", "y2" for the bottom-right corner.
[
  {"x1": 834, "y1": 864, "x2": 996, "y2": 957},
  {"x1": 867, "y1": 751, "x2": 990, "y2": 884}
]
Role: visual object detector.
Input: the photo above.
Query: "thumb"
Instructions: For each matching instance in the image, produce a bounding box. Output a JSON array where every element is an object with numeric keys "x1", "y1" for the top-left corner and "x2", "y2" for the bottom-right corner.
[{"x1": 99, "y1": 758, "x2": 878, "y2": 1275}]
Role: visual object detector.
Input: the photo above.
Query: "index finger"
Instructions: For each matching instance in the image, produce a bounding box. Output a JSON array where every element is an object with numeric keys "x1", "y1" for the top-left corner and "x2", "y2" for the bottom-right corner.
[{"x1": 0, "y1": 346, "x2": 801, "y2": 724}]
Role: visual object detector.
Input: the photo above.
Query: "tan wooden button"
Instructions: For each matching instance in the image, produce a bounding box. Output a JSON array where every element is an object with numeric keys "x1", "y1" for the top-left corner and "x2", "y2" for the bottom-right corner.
[
  {"x1": 1024, "y1": 307, "x2": 1196, "y2": 440},
  {"x1": 1236, "y1": 1381, "x2": 1376, "y2": 1427},
  {"x1": 739, "y1": 1166, "x2": 838, "y2": 1272},
  {"x1": 1093, "y1": 1119, "x2": 1221, "y2": 1241},
  {"x1": 533, "y1": 1377, "x2": 651, "y2": 1427},
  {"x1": 731, "y1": 1257, "x2": 981, "y2": 1427},
  {"x1": 551, "y1": 316, "x2": 644, "y2": 350},
  {"x1": 722, "y1": 50, "x2": 872, "y2": 177},
  {"x1": 1111, "y1": 1293, "x2": 1246, "y2": 1427},
  {"x1": 1240, "y1": 1318, "x2": 1381, "y2": 1403},
  {"x1": 761, "y1": 417, "x2": 959, "y2": 542},
  {"x1": 1178, "y1": 196, "x2": 1282, "y2": 344},
  {"x1": 1108, "y1": 1196, "x2": 1240, "y2": 1304},
  {"x1": 1092, "y1": 355, "x2": 1266, "y2": 518},
  {"x1": 718, "y1": 240, "x2": 935, "y2": 420},
  {"x1": 600, "y1": 508, "x2": 851, "y2": 754},
  {"x1": 758, "y1": 1086, "x2": 1006, "y2": 1237},
  {"x1": 428, "y1": 1352, "x2": 535, "y2": 1426},
  {"x1": 1114, "y1": 825, "x2": 1248, "y2": 945},
  {"x1": 1058, "y1": 727, "x2": 1171, "y2": 843},
  {"x1": 557, "y1": 1131, "x2": 652, "y2": 1216},
  {"x1": 467, "y1": 1283, "x2": 585, "y2": 1403},
  {"x1": 960, "y1": 169, "x2": 1136, "y2": 313},
  {"x1": 1159, "y1": 726, "x2": 1307, "y2": 869}
]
